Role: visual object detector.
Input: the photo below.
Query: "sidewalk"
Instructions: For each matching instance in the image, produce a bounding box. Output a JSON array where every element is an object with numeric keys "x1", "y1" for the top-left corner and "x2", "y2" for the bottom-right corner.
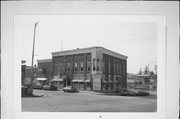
[{"x1": 79, "y1": 90, "x2": 103, "y2": 95}]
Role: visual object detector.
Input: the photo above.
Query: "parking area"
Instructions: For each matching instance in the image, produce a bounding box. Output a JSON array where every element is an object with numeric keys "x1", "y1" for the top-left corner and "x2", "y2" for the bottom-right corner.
[{"x1": 22, "y1": 89, "x2": 157, "y2": 112}]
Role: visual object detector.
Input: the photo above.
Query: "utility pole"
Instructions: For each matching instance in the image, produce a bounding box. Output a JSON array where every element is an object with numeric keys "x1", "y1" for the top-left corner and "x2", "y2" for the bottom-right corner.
[
  {"x1": 61, "y1": 40, "x2": 63, "y2": 51},
  {"x1": 29, "y1": 22, "x2": 39, "y2": 95}
]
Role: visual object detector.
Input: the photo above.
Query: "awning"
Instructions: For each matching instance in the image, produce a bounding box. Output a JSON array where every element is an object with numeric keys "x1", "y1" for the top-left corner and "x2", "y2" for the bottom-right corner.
[
  {"x1": 51, "y1": 78, "x2": 63, "y2": 82},
  {"x1": 85, "y1": 80, "x2": 90, "y2": 82},
  {"x1": 37, "y1": 78, "x2": 47, "y2": 81},
  {"x1": 72, "y1": 80, "x2": 84, "y2": 82}
]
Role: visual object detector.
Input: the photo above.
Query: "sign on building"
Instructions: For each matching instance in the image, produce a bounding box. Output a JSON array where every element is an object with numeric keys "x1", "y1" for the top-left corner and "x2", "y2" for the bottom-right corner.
[{"x1": 93, "y1": 75, "x2": 101, "y2": 91}]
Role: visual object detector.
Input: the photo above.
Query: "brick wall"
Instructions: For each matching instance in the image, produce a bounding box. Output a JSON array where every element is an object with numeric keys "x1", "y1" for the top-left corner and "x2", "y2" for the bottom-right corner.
[{"x1": 38, "y1": 61, "x2": 53, "y2": 78}]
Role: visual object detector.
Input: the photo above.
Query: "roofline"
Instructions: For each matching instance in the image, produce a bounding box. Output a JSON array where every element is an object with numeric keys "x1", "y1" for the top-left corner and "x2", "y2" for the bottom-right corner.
[
  {"x1": 52, "y1": 46, "x2": 100, "y2": 55},
  {"x1": 52, "y1": 46, "x2": 128, "y2": 59},
  {"x1": 37, "y1": 59, "x2": 52, "y2": 63},
  {"x1": 100, "y1": 47, "x2": 128, "y2": 59}
]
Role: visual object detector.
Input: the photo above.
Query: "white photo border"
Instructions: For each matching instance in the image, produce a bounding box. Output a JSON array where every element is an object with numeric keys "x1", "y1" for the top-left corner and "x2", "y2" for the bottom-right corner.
[
  {"x1": 1, "y1": 1, "x2": 179, "y2": 119},
  {"x1": 13, "y1": 15, "x2": 166, "y2": 119}
]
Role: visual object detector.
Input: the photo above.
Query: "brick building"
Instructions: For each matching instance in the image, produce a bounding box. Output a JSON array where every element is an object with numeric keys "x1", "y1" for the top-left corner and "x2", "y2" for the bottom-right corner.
[
  {"x1": 21, "y1": 59, "x2": 52, "y2": 86},
  {"x1": 51, "y1": 46, "x2": 127, "y2": 91},
  {"x1": 37, "y1": 59, "x2": 53, "y2": 79}
]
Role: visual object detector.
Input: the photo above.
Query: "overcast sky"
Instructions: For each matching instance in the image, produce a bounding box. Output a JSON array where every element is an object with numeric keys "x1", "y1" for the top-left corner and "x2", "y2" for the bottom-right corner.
[{"x1": 15, "y1": 15, "x2": 157, "y2": 74}]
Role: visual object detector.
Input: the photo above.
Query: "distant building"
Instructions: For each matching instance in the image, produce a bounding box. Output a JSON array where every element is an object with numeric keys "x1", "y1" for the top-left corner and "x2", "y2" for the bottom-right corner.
[
  {"x1": 127, "y1": 73, "x2": 157, "y2": 90},
  {"x1": 137, "y1": 74, "x2": 150, "y2": 79},
  {"x1": 22, "y1": 65, "x2": 49, "y2": 86},
  {"x1": 51, "y1": 46, "x2": 128, "y2": 91},
  {"x1": 37, "y1": 59, "x2": 53, "y2": 79}
]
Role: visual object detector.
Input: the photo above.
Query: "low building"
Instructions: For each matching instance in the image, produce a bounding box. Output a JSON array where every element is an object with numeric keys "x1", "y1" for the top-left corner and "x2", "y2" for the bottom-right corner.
[
  {"x1": 52, "y1": 46, "x2": 128, "y2": 91},
  {"x1": 22, "y1": 66, "x2": 49, "y2": 86},
  {"x1": 37, "y1": 59, "x2": 53, "y2": 79}
]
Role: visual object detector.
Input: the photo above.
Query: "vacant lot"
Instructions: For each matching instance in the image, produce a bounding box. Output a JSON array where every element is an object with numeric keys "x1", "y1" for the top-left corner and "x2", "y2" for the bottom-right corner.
[{"x1": 22, "y1": 89, "x2": 156, "y2": 112}]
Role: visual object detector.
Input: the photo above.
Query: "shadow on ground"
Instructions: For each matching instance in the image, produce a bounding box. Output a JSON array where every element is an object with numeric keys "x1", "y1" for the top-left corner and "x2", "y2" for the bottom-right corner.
[
  {"x1": 22, "y1": 94, "x2": 44, "y2": 98},
  {"x1": 96, "y1": 93, "x2": 157, "y2": 99}
]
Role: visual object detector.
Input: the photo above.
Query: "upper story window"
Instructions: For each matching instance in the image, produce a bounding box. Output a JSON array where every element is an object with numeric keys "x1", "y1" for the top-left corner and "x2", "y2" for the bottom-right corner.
[
  {"x1": 80, "y1": 61, "x2": 84, "y2": 72},
  {"x1": 117, "y1": 63, "x2": 119, "y2": 74},
  {"x1": 87, "y1": 61, "x2": 91, "y2": 72},
  {"x1": 108, "y1": 62, "x2": 111, "y2": 73},
  {"x1": 60, "y1": 63, "x2": 63, "y2": 73},
  {"x1": 119, "y1": 64, "x2": 121, "y2": 74},
  {"x1": 54, "y1": 64, "x2": 59, "y2": 74},
  {"x1": 96, "y1": 59, "x2": 99, "y2": 71},
  {"x1": 123, "y1": 64, "x2": 126, "y2": 75},
  {"x1": 67, "y1": 63, "x2": 71, "y2": 72},
  {"x1": 93, "y1": 59, "x2": 96, "y2": 71},
  {"x1": 74, "y1": 62, "x2": 78, "y2": 71},
  {"x1": 114, "y1": 63, "x2": 116, "y2": 74},
  {"x1": 102, "y1": 60, "x2": 105, "y2": 73}
]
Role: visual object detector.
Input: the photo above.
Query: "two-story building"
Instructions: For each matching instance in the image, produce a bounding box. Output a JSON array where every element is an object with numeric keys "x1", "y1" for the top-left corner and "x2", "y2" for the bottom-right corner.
[{"x1": 51, "y1": 46, "x2": 127, "y2": 91}]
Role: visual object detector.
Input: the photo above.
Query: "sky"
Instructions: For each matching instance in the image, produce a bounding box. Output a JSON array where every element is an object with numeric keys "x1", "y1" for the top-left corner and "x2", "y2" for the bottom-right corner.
[{"x1": 15, "y1": 15, "x2": 157, "y2": 74}]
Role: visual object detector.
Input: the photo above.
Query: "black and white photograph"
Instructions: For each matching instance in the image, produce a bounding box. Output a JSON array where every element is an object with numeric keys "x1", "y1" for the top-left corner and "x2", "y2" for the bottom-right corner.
[
  {"x1": 18, "y1": 15, "x2": 158, "y2": 112},
  {"x1": 1, "y1": 1, "x2": 179, "y2": 119}
]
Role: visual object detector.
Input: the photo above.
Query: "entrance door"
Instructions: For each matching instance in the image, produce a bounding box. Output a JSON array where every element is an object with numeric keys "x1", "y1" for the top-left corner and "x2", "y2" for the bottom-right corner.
[
  {"x1": 67, "y1": 78, "x2": 71, "y2": 86},
  {"x1": 63, "y1": 79, "x2": 66, "y2": 87}
]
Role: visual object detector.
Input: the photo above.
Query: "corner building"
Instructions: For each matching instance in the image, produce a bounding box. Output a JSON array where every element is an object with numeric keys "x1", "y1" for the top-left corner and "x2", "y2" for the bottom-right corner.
[{"x1": 52, "y1": 47, "x2": 127, "y2": 91}]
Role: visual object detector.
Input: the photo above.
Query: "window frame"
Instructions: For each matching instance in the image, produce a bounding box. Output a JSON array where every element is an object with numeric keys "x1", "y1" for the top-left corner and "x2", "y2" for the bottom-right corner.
[
  {"x1": 93, "y1": 59, "x2": 96, "y2": 71},
  {"x1": 67, "y1": 62, "x2": 71, "y2": 72},
  {"x1": 96, "y1": 59, "x2": 99, "y2": 71},
  {"x1": 87, "y1": 61, "x2": 91, "y2": 72},
  {"x1": 74, "y1": 62, "x2": 78, "y2": 72},
  {"x1": 80, "y1": 61, "x2": 84, "y2": 72}
]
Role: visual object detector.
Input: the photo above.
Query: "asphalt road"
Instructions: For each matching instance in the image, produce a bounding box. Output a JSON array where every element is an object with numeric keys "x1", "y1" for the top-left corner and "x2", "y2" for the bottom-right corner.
[{"x1": 22, "y1": 89, "x2": 157, "y2": 112}]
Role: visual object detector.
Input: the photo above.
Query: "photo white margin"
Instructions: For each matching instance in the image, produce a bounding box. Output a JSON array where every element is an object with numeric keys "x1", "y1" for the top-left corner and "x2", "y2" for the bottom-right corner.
[
  {"x1": 13, "y1": 15, "x2": 166, "y2": 119},
  {"x1": 1, "y1": 2, "x2": 179, "y2": 119}
]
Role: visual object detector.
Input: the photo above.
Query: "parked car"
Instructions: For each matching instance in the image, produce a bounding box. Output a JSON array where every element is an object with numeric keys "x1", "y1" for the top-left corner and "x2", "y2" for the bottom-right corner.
[
  {"x1": 42, "y1": 85, "x2": 51, "y2": 90},
  {"x1": 34, "y1": 83, "x2": 43, "y2": 89},
  {"x1": 21, "y1": 85, "x2": 28, "y2": 96},
  {"x1": 50, "y1": 84, "x2": 58, "y2": 91},
  {"x1": 62, "y1": 86, "x2": 78, "y2": 93},
  {"x1": 136, "y1": 90, "x2": 150, "y2": 96},
  {"x1": 119, "y1": 90, "x2": 150, "y2": 96},
  {"x1": 42, "y1": 84, "x2": 58, "y2": 91}
]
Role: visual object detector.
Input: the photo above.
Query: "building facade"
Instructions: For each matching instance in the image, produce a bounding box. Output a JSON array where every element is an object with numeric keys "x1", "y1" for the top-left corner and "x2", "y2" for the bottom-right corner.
[
  {"x1": 52, "y1": 47, "x2": 127, "y2": 91},
  {"x1": 37, "y1": 59, "x2": 53, "y2": 79},
  {"x1": 21, "y1": 59, "x2": 52, "y2": 86}
]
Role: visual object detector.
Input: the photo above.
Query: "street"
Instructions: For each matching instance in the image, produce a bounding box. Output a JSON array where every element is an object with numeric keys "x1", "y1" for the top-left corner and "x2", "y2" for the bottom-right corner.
[{"x1": 22, "y1": 89, "x2": 157, "y2": 112}]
